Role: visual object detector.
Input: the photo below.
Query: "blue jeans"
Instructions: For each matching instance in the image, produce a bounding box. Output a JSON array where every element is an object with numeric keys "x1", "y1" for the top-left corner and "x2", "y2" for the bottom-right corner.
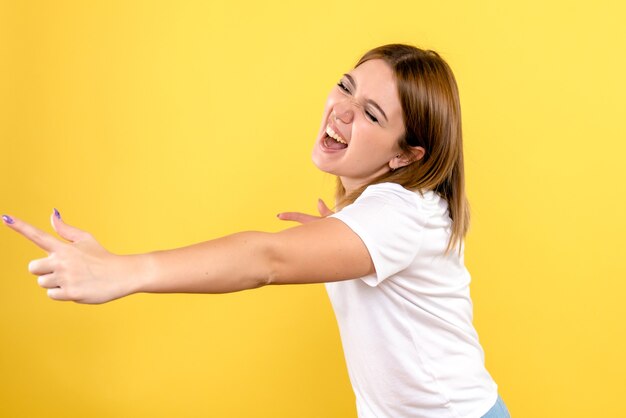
[{"x1": 481, "y1": 394, "x2": 511, "y2": 418}]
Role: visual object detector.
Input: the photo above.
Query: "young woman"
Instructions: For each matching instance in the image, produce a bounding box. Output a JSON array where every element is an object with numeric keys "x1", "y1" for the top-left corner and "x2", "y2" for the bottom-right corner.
[{"x1": 3, "y1": 44, "x2": 510, "y2": 418}]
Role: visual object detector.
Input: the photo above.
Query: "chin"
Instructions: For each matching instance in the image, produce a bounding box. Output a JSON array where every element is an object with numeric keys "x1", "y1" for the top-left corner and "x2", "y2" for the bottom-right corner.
[
  {"x1": 311, "y1": 156, "x2": 335, "y2": 175},
  {"x1": 311, "y1": 149, "x2": 339, "y2": 176}
]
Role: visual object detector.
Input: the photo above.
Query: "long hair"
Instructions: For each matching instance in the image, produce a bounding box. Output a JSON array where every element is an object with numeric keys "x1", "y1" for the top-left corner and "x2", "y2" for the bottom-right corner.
[{"x1": 335, "y1": 44, "x2": 470, "y2": 255}]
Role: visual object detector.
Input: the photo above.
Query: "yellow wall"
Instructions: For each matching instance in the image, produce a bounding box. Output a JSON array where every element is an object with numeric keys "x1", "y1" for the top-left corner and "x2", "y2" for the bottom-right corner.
[{"x1": 1, "y1": 1, "x2": 624, "y2": 416}]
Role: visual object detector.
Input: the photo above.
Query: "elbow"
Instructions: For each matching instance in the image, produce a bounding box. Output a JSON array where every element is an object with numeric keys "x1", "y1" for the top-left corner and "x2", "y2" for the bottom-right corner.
[
  {"x1": 262, "y1": 233, "x2": 286, "y2": 286},
  {"x1": 265, "y1": 271, "x2": 278, "y2": 287},
  {"x1": 239, "y1": 231, "x2": 282, "y2": 288},
  {"x1": 264, "y1": 253, "x2": 281, "y2": 287}
]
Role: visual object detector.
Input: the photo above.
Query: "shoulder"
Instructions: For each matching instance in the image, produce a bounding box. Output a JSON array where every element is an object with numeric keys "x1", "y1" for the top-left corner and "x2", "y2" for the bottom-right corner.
[
  {"x1": 356, "y1": 182, "x2": 446, "y2": 215},
  {"x1": 330, "y1": 183, "x2": 445, "y2": 286}
]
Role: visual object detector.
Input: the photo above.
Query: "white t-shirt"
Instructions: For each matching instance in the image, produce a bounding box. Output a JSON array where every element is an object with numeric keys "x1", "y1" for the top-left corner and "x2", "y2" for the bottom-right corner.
[{"x1": 325, "y1": 182, "x2": 498, "y2": 418}]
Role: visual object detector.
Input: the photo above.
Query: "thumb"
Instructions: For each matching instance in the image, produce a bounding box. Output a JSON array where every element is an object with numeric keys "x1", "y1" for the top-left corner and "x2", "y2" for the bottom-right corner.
[
  {"x1": 317, "y1": 199, "x2": 335, "y2": 217},
  {"x1": 50, "y1": 208, "x2": 91, "y2": 243}
]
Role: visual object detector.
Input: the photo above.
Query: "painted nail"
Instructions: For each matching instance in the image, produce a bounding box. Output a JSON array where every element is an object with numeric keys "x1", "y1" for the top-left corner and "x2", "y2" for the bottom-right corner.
[
  {"x1": 53, "y1": 208, "x2": 61, "y2": 219},
  {"x1": 2, "y1": 215, "x2": 14, "y2": 224}
]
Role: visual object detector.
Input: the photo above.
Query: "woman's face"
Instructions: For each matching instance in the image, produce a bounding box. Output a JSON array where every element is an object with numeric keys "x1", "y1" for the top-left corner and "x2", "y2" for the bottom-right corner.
[{"x1": 311, "y1": 58, "x2": 407, "y2": 191}]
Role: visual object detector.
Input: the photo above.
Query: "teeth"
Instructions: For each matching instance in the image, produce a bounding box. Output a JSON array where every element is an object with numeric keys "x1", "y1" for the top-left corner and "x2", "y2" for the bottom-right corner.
[{"x1": 325, "y1": 125, "x2": 347, "y2": 144}]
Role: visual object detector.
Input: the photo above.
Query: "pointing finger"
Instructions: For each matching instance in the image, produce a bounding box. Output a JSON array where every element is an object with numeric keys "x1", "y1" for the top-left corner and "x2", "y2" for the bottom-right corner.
[
  {"x1": 2, "y1": 214, "x2": 62, "y2": 253},
  {"x1": 277, "y1": 212, "x2": 321, "y2": 224}
]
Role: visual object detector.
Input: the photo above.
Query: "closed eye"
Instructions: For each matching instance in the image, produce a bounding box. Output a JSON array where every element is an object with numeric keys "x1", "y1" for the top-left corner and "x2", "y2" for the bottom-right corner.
[
  {"x1": 337, "y1": 80, "x2": 350, "y2": 93},
  {"x1": 337, "y1": 80, "x2": 380, "y2": 124},
  {"x1": 365, "y1": 111, "x2": 379, "y2": 123}
]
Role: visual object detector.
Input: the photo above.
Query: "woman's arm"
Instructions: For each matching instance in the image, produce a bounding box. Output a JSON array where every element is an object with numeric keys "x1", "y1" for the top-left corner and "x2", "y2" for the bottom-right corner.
[
  {"x1": 2, "y1": 211, "x2": 373, "y2": 304},
  {"x1": 139, "y1": 217, "x2": 373, "y2": 294}
]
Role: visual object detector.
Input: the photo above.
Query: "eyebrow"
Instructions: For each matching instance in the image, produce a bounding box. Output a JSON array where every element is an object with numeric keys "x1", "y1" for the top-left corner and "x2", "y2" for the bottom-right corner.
[{"x1": 344, "y1": 73, "x2": 389, "y2": 122}]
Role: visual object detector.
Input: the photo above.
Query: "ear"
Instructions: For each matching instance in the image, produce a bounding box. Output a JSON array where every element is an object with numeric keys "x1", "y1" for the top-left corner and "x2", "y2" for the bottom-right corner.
[{"x1": 389, "y1": 146, "x2": 426, "y2": 170}]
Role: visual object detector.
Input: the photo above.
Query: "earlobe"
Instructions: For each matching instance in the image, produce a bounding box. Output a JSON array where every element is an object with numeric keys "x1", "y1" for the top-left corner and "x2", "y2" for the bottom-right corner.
[{"x1": 389, "y1": 154, "x2": 402, "y2": 171}]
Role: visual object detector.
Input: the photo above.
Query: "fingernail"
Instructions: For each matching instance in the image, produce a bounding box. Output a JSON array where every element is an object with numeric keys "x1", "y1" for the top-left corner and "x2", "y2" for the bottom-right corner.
[
  {"x1": 276, "y1": 213, "x2": 281, "y2": 218},
  {"x1": 53, "y1": 208, "x2": 61, "y2": 219},
  {"x1": 2, "y1": 215, "x2": 14, "y2": 224}
]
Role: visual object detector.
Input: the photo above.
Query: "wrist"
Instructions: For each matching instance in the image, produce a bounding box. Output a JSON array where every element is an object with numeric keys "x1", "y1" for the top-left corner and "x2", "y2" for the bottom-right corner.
[{"x1": 115, "y1": 252, "x2": 157, "y2": 297}]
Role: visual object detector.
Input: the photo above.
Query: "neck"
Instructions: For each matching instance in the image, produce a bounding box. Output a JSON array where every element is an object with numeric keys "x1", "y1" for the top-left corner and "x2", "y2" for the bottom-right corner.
[
  {"x1": 339, "y1": 177, "x2": 360, "y2": 196},
  {"x1": 339, "y1": 167, "x2": 391, "y2": 196}
]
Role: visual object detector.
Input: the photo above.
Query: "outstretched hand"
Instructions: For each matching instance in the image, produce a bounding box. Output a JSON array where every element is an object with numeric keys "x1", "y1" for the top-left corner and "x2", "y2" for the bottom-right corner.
[
  {"x1": 2, "y1": 210, "x2": 133, "y2": 304},
  {"x1": 276, "y1": 198, "x2": 335, "y2": 224}
]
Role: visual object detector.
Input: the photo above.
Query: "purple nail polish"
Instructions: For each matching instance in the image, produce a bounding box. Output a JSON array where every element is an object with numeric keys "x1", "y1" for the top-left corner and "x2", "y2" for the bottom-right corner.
[
  {"x1": 2, "y1": 215, "x2": 14, "y2": 224},
  {"x1": 53, "y1": 208, "x2": 61, "y2": 219}
]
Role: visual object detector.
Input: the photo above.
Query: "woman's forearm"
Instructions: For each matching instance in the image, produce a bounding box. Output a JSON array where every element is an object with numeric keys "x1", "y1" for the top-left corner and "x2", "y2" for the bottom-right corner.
[
  {"x1": 2, "y1": 211, "x2": 371, "y2": 304},
  {"x1": 128, "y1": 231, "x2": 273, "y2": 296}
]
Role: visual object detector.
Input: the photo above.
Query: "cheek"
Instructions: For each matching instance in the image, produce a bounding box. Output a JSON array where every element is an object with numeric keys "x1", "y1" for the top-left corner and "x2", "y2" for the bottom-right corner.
[{"x1": 353, "y1": 124, "x2": 397, "y2": 153}]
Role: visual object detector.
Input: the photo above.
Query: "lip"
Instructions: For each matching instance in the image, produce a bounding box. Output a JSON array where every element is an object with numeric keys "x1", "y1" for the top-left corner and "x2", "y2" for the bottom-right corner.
[
  {"x1": 319, "y1": 133, "x2": 347, "y2": 153},
  {"x1": 315, "y1": 112, "x2": 349, "y2": 154},
  {"x1": 327, "y1": 119, "x2": 349, "y2": 145}
]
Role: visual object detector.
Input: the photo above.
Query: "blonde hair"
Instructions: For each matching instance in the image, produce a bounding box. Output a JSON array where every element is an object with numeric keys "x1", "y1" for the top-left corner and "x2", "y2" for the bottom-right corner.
[{"x1": 335, "y1": 44, "x2": 470, "y2": 255}]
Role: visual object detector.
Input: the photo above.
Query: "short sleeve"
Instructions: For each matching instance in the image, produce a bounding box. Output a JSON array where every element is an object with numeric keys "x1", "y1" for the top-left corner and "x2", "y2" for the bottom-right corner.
[{"x1": 329, "y1": 183, "x2": 429, "y2": 287}]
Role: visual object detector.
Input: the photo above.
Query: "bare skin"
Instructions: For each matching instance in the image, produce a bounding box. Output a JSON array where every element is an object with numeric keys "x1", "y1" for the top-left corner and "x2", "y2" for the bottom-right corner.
[
  {"x1": 2, "y1": 59, "x2": 425, "y2": 304},
  {"x1": 1, "y1": 206, "x2": 371, "y2": 304}
]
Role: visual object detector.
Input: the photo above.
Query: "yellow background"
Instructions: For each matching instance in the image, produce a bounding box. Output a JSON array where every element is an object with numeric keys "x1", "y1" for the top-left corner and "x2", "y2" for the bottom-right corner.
[{"x1": 1, "y1": 1, "x2": 625, "y2": 417}]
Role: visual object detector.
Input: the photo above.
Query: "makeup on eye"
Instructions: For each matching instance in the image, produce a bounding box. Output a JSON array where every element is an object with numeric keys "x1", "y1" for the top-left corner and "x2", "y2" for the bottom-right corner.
[
  {"x1": 365, "y1": 111, "x2": 379, "y2": 123},
  {"x1": 337, "y1": 80, "x2": 350, "y2": 92},
  {"x1": 336, "y1": 79, "x2": 382, "y2": 124}
]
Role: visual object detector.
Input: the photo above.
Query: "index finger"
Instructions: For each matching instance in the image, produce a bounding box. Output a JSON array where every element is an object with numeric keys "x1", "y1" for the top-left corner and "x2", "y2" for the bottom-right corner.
[
  {"x1": 276, "y1": 212, "x2": 321, "y2": 224},
  {"x1": 2, "y1": 214, "x2": 62, "y2": 253}
]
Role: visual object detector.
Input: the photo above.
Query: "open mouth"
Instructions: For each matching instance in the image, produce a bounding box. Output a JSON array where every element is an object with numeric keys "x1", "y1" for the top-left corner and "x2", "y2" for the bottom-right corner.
[{"x1": 323, "y1": 124, "x2": 348, "y2": 150}]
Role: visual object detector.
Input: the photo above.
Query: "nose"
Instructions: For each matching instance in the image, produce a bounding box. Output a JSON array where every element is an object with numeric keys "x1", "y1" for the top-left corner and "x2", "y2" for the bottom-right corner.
[{"x1": 333, "y1": 99, "x2": 354, "y2": 124}]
